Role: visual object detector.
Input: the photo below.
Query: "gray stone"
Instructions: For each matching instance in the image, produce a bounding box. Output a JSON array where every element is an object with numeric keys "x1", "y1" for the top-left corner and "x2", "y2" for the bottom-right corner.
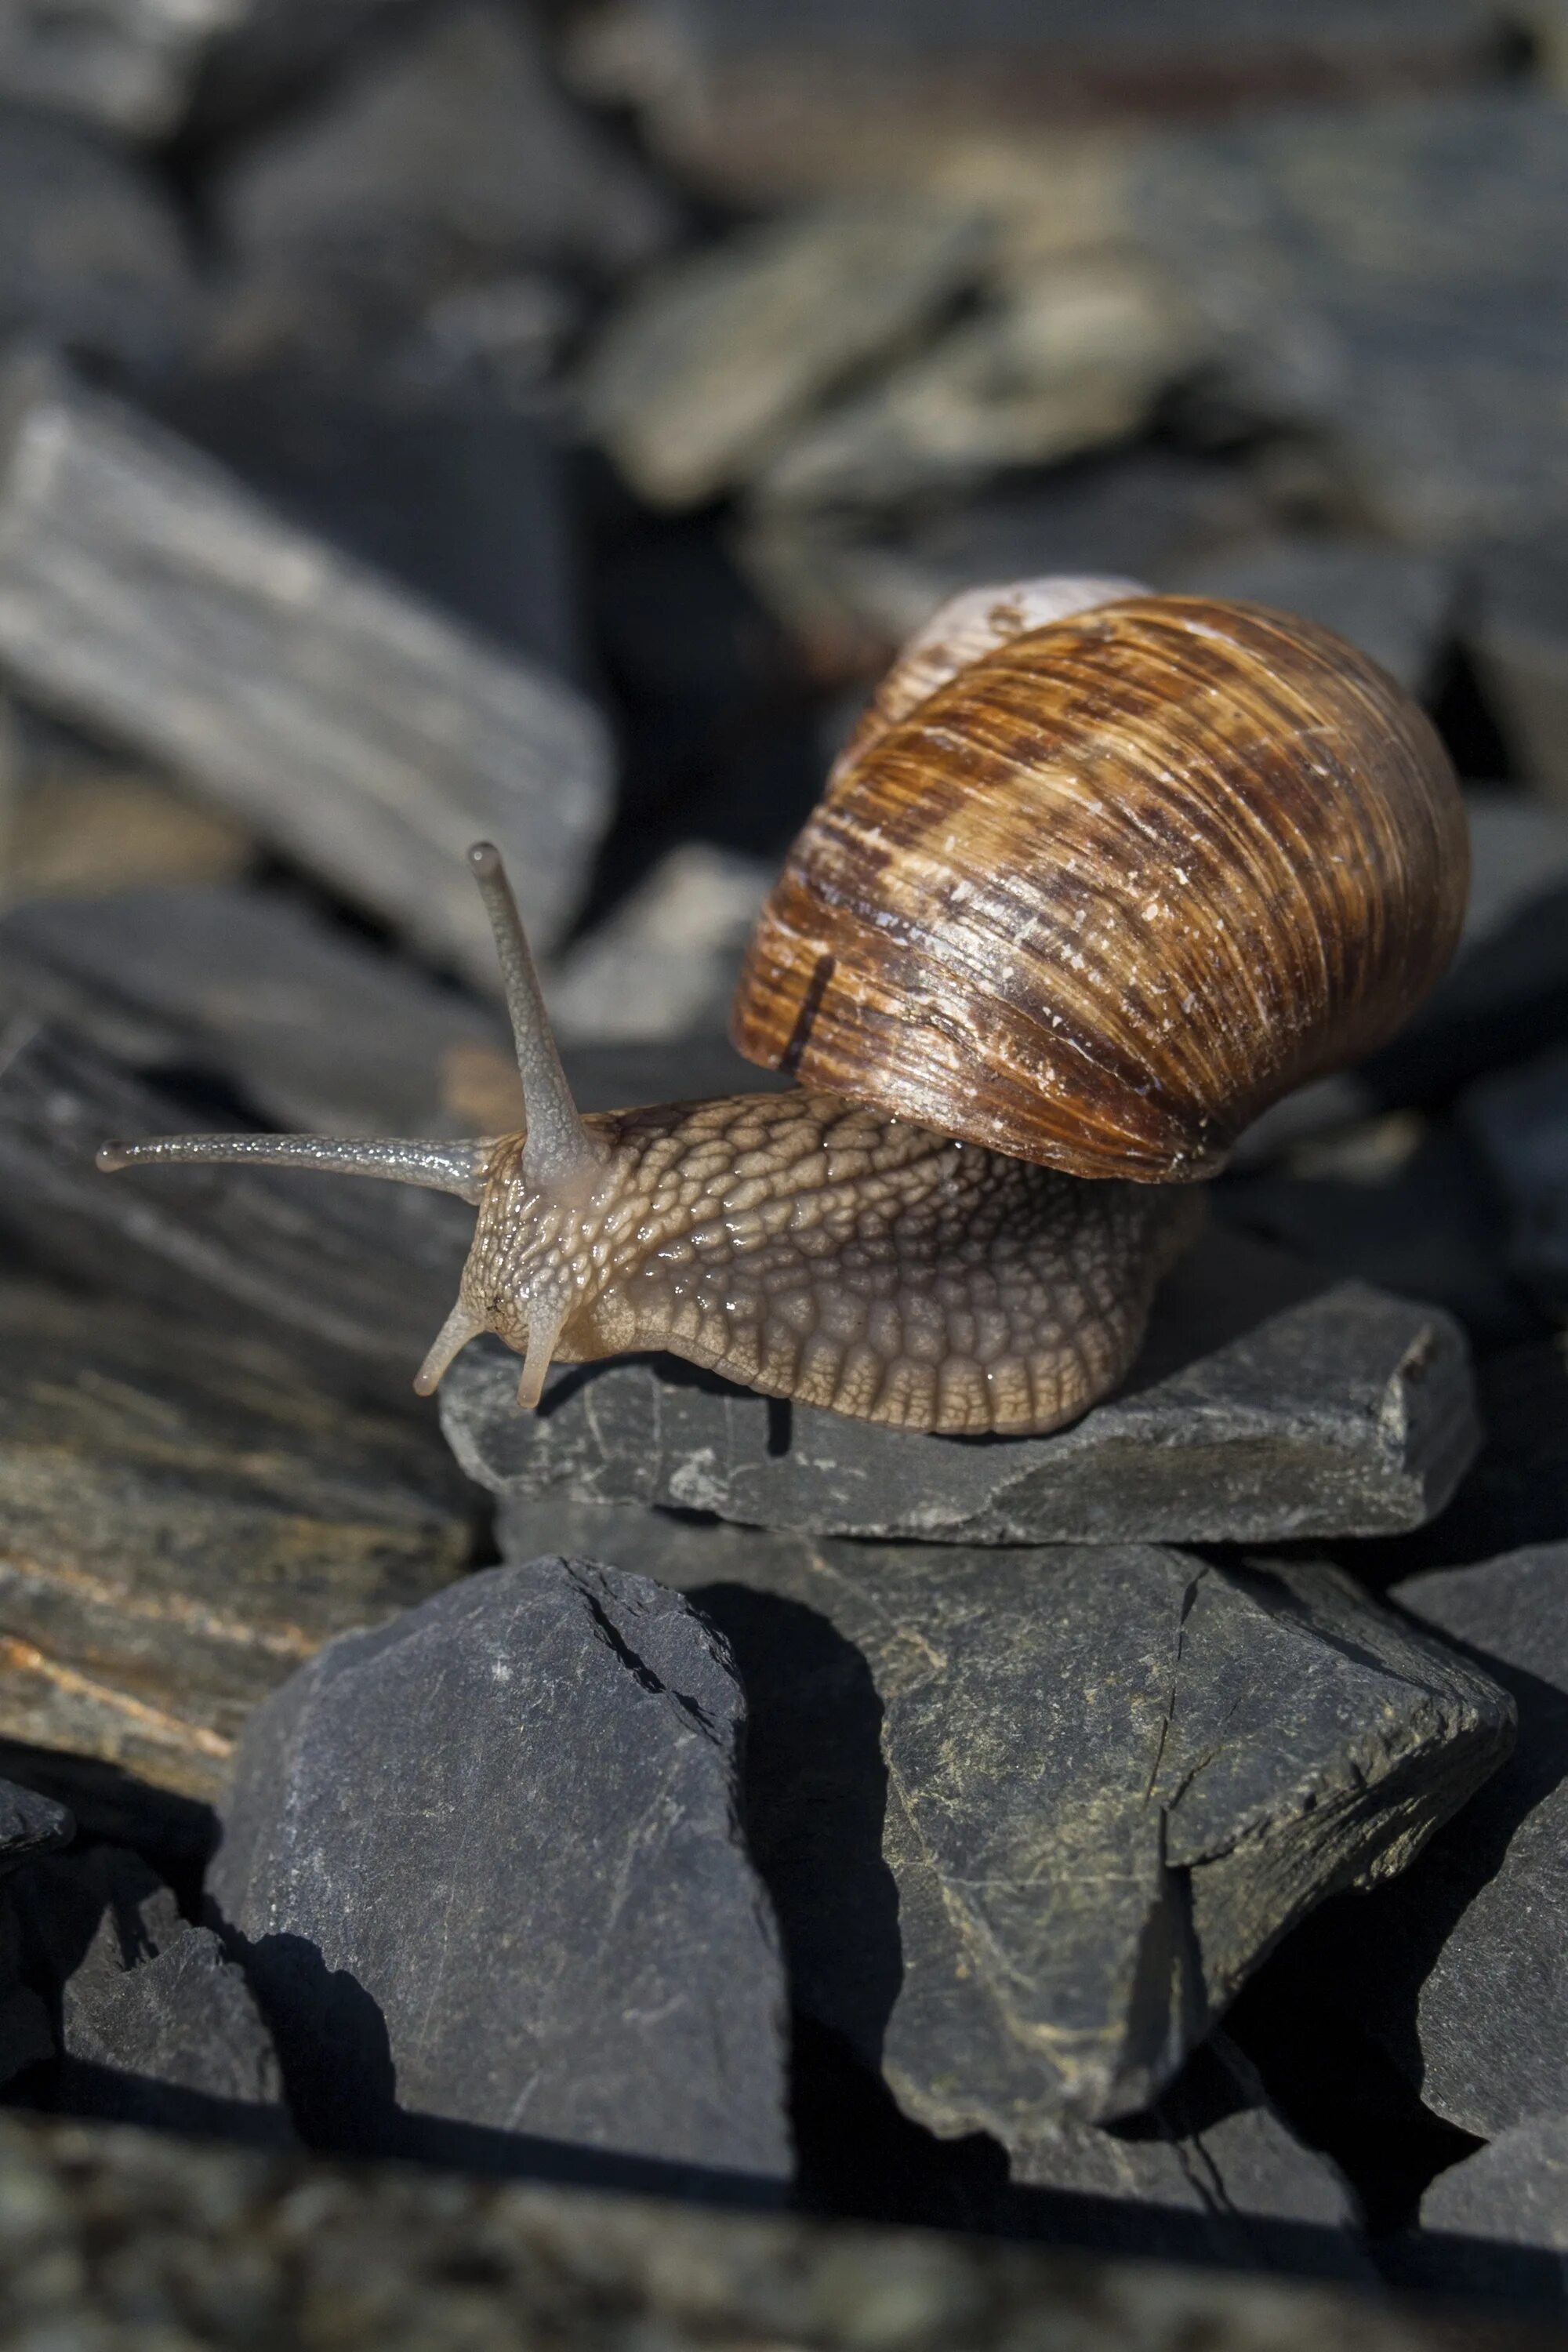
[
  {"x1": 0, "y1": 2112, "x2": 1515, "y2": 2352},
  {"x1": 0, "y1": 1024, "x2": 473, "y2": 1417},
  {"x1": 445, "y1": 1226, "x2": 1479, "y2": 1544},
  {"x1": 753, "y1": 252, "x2": 1203, "y2": 509},
  {"x1": 996, "y1": 2034, "x2": 1371, "y2": 2280},
  {"x1": 1462, "y1": 1048, "x2": 1568, "y2": 1315},
  {"x1": 0, "y1": 104, "x2": 195, "y2": 372},
  {"x1": 0, "y1": 0, "x2": 241, "y2": 138},
  {"x1": 1417, "y1": 2118, "x2": 1568, "y2": 2296},
  {"x1": 215, "y1": 2, "x2": 673, "y2": 368},
  {"x1": 0, "y1": 884, "x2": 509, "y2": 1139},
  {"x1": 1392, "y1": 1341, "x2": 1568, "y2": 1571},
  {"x1": 1131, "y1": 96, "x2": 1568, "y2": 546},
  {"x1": 0, "y1": 1283, "x2": 472, "y2": 1801},
  {"x1": 580, "y1": 197, "x2": 987, "y2": 509},
  {"x1": 0, "y1": 1777, "x2": 71, "y2": 1878},
  {"x1": 208, "y1": 1557, "x2": 791, "y2": 2187},
  {"x1": 1349, "y1": 1544, "x2": 1568, "y2": 2140},
  {"x1": 495, "y1": 1500, "x2": 1512, "y2": 2128},
  {"x1": 60, "y1": 1925, "x2": 293, "y2": 2145},
  {"x1": 1173, "y1": 536, "x2": 1455, "y2": 696},
  {"x1": 17, "y1": 1845, "x2": 188, "y2": 2000},
  {"x1": 0, "y1": 352, "x2": 612, "y2": 985}
]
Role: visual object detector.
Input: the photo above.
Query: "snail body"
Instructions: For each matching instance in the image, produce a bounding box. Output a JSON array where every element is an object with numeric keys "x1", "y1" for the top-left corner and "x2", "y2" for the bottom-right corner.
[{"x1": 100, "y1": 582, "x2": 1465, "y2": 1437}]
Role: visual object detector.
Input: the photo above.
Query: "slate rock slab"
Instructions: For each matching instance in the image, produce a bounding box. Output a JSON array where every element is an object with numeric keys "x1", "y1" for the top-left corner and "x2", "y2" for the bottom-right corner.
[
  {"x1": 0, "y1": 352, "x2": 612, "y2": 985},
  {"x1": 0, "y1": 883, "x2": 509, "y2": 1141},
  {"x1": 0, "y1": 1024, "x2": 472, "y2": 1415},
  {"x1": 999, "y1": 2033, "x2": 1371, "y2": 2281},
  {"x1": 59, "y1": 1924, "x2": 292, "y2": 2145},
  {"x1": 495, "y1": 1499, "x2": 1512, "y2": 2128},
  {"x1": 447, "y1": 1226, "x2": 1478, "y2": 1544},
  {"x1": 1339, "y1": 1543, "x2": 1568, "y2": 2140},
  {"x1": 1411, "y1": 2118, "x2": 1568, "y2": 2304},
  {"x1": 580, "y1": 197, "x2": 986, "y2": 508},
  {"x1": 0, "y1": 1283, "x2": 471, "y2": 1800},
  {"x1": 208, "y1": 1557, "x2": 791, "y2": 2188},
  {"x1": 0, "y1": 1778, "x2": 71, "y2": 1878}
]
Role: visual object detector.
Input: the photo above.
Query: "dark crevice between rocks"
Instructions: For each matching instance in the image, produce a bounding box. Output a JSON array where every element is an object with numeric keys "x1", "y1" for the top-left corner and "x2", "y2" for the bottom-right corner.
[{"x1": 1222, "y1": 1913, "x2": 1485, "y2": 2238}]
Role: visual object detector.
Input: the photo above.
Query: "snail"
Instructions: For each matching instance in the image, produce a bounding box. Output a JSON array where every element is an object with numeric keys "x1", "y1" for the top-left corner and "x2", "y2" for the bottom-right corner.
[{"x1": 98, "y1": 579, "x2": 1467, "y2": 1438}]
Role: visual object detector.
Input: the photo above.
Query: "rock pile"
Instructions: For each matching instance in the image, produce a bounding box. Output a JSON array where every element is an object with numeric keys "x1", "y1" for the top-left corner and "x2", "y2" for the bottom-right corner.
[{"x1": 1, "y1": 0, "x2": 1568, "y2": 2329}]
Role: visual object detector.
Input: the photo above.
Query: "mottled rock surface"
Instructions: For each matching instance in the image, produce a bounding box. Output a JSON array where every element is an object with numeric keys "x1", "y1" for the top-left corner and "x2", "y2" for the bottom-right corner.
[
  {"x1": 0, "y1": 2112, "x2": 1523, "y2": 2352},
  {"x1": 448, "y1": 1228, "x2": 1477, "y2": 1544},
  {"x1": 0, "y1": 0, "x2": 241, "y2": 137},
  {"x1": 208, "y1": 1558, "x2": 791, "y2": 2187},
  {"x1": 0, "y1": 1284, "x2": 471, "y2": 1797},
  {"x1": 496, "y1": 1501, "x2": 1512, "y2": 2129}
]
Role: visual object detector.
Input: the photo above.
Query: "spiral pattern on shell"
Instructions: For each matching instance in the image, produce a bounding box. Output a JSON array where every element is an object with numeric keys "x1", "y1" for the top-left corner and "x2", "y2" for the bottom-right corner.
[{"x1": 731, "y1": 594, "x2": 1468, "y2": 1181}]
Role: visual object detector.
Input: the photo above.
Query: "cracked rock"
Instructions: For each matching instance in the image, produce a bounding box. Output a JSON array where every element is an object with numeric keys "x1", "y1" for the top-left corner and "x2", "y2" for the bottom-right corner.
[
  {"x1": 445, "y1": 1226, "x2": 1478, "y2": 1544},
  {"x1": 208, "y1": 1557, "x2": 791, "y2": 2187},
  {"x1": 495, "y1": 1500, "x2": 1512, "y2": 2128}
]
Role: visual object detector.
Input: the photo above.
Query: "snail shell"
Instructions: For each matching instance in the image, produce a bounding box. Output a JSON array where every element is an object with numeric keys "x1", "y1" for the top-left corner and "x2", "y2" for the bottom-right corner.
[{"x1": 732, "y1": 592, "x2": 1468, "y2": 1181}]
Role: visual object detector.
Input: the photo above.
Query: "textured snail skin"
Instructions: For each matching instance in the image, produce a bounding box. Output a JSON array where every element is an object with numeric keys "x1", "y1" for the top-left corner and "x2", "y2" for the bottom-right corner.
[
  {"x1": 734, "y1": 595, "x2": 1468, "y2": 1182},
  {"x1": 466, "y1": 1093, "x2": 1200, "y2": 1436}
]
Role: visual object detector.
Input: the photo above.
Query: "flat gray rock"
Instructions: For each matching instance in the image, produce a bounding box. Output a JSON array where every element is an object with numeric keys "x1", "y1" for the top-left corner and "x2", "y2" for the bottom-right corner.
[
  {"x1": 580, "y1": 196, "x2": 986, "y2": 508},
  {"x1": 496, "y1": 1500, "x2": 1512, "y2": 2128},
  {"x1": 1398, "y1": 2118, "x2": 1568, "y2": 2308},
  {"x1": 0, "y1": 351, "x2": 612, "y2": 985},
  {"x1": 0, "y1": 884, "x2": 509, "y2": 1141},
  {"x1": 0, "y1": 1777, "x2": 71, "y2": 1878},
  {"x1": 1349, "y1": 1543, "x2": 1568, "y2": 2140},
  {"x1": 208, "y1": 1557, "x2": 791, "y2": 2188},
  {"x1": 60, "y1": 1925, "x2": 293, "y2": 2145},
  {"x1": 1174, "y1": 535, "x2": 1454, "y2": 696},
  {"x1": 447, "y1": 1226, "x2": 1478, "y2": 1544},
  {"x1": 1000, "y1": 2034, "x2": 1371, "y2": 2281},
  {"x1": 1421, "y1": 2116, "x2": 1568, "y2": 2249},
  {"x1": 0, "y1": 1023, "x2": 471, "y2": 1416}
]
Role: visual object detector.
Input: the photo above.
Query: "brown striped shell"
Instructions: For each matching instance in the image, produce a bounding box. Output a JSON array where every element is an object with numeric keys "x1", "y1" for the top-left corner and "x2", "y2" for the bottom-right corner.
[{"x1": 731, "y1": 592, "x2": 1468, "y2": 1181}]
